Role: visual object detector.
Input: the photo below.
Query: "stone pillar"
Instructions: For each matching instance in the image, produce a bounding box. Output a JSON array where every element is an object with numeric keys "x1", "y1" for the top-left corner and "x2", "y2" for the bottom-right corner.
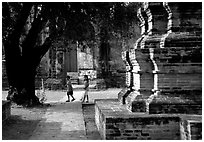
[
  {"x1": 121, "y1": 51, "x2": 133, "y2": 88},
  {"x1": 118, "y1": 50, "x2": 133, "y2": 104},
  {"x1": 134, "y1": 7, "x2": 148, "y2": 49},
  {"x1": 118, "y1": 5, "x2": 149, "y2": 106},
  {"x1": 126, "y1": 2, "x2": 168, "y2": 112}
]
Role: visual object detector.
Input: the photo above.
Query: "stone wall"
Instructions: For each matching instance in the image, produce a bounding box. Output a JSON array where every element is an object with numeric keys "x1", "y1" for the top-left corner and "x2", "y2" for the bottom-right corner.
[{"x1": 95, "y1": 99, "x2": 202, "y2": 140}]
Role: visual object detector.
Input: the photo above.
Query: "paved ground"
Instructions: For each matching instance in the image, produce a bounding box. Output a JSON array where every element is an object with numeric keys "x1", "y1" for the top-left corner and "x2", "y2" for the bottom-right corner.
[
  {"x1": 29, "y1": 102, "x2": 87, "y2": 140},
  {"x1": 2, "y1": 88, "x2": 121, "y2": 140}
]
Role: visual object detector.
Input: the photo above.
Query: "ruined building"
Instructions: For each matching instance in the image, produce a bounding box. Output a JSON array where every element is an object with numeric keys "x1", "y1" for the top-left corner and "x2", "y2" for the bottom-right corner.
[
  {"x1": 37, "y1": 40, "x2": 98, "y2": 89},
  {"x1": 34, "y1": 37, "x2": 126, "y2": 90},
  {"x1": 95, "y1": 2, "x2": 202, "y2": 140}
]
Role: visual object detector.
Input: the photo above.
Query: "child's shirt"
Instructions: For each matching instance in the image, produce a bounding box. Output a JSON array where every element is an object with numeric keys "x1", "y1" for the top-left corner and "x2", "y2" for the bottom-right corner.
[
  {"x1": 67, "y1": 79, "x2": 73, "y2": 92},
  {"x1": 84, "y1": 80, "x2": 89, "y2": 90}
]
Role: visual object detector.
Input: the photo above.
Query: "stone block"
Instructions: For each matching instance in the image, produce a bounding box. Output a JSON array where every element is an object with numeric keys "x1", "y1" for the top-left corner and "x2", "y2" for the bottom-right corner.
[
  {"x1": 2, "y1": 100, "x2": 11, "y2": 123},
  {"x1": 94, "y1": 99, "x2": 195, "y2": 140}
]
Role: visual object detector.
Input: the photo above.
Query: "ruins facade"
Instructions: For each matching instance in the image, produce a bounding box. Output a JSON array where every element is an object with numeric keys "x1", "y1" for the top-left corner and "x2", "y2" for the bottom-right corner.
[{"x1": 95, "y1": 2, "x2": 202, "y2": 140}]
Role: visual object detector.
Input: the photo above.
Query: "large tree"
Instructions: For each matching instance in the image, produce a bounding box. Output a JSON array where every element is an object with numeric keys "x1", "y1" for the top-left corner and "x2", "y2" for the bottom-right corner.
[
  {"x1": 2, "y1": 2, "x2": 87, "y2": 106},
  {"x1": 2, "y1": 2, "x2": 140, "y2": 106}
]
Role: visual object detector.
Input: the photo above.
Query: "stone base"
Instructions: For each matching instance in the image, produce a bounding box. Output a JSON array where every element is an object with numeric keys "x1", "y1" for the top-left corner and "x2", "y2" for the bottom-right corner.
[
  {"x1": 124, "y1": 89, "x2": 202, "y2": 114},
  {"x1": 2, "y1": 100, "x2": 11, "y2": 123},
  {"x1": 95, "y1": 99, "x2": 202, "y2": 140},
  {"x1": 149, "y1": 94, "x2": 202, "y2": 115},
  {"x1": 125, "y1": 91, "x2": 151, "y2": 112}
]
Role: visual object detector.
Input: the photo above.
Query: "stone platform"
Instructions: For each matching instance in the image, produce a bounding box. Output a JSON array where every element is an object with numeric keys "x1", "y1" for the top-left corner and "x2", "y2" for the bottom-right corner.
[{"x1": 95, "y1": 99, "x2": 202, "y2": 140}]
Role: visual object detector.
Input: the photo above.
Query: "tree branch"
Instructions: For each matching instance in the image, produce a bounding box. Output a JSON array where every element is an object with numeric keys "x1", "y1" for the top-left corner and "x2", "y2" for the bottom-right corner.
[
  {"x1": 21, "y1": 14, "x2": 47, "y2": 55},
  {"x1": 7, "y1": 3, "x2": 33, "y2": 45}
]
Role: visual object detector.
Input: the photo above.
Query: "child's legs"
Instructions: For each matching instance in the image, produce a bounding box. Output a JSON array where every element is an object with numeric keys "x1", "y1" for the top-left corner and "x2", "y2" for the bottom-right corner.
[
  {"x1": 82, "y1": 91, "x2": 87, "y2": 102},
  {"x1": 86, "y1": 93, "x2": 89, "y2": 101},
  {"x1": 70, "y1": 95, "x2": 75, "y2": 100},
  {"x1": 70, "y1": 91, "x2": 75, "y2": 99},
  {"x1": 67, "y1": 95, "x2": 70, "y2": 101},
  {"x1": 84, "y1": 90, "x2": 89, "y2": 101},
  {"x1": 67, "y1": 92, "x2": 71, "y2": 101}
]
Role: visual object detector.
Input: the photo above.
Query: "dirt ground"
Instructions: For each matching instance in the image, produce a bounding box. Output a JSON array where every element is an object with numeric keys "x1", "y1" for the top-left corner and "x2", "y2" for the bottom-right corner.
[
  {"x1": 2, "y1": 89, "x2": 120, "y2": 140},
  {"x1": 2, "y1": 103, "x2": 101, "y2": 140},
  {"x1": 2, "y1": 103, "x2": 48, "y2": 140}
]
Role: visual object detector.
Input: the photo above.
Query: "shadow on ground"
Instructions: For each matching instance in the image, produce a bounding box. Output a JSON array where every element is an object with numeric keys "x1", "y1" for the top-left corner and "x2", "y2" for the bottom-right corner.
[
  {"x1": 2, "y1": 102, "x2": 101, "y2": 140},
  {"x1": 2, "y1": 115, "x2": 45, "y2": 140},
  {"x1": 2, "y1": 104, "x2": 48, "y2": 140}
]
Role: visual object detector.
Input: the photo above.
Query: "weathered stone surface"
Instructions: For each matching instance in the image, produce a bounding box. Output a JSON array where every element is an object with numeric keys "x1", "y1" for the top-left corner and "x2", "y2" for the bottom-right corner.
[
  {"x1": 180, "y1": 118, "x2": 202, "y2": 140},
  {"x1": 122, "y1": 2, "x2": 202, "y2": 114},
  {"x1": 95, "y1": 99, "x2": 202, "y2": 140},
  {"x1": 112, "y1": 2, "x2": 202, "y2": 140}
]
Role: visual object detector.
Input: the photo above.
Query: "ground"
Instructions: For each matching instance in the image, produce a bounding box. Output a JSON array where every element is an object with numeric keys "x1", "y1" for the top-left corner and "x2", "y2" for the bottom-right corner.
[
  {"x1": 2, "y1": 88, "x2": 120, "y2": 140},
  {"x1": 2, "y1": 103, "x2": 48, "y2": 140}
]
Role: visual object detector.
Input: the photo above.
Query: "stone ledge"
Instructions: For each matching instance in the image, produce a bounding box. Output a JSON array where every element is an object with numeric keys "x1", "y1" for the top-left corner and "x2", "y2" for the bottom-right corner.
[{"x1": 94, "y1": 99, "x2": 201, "y2": 140}]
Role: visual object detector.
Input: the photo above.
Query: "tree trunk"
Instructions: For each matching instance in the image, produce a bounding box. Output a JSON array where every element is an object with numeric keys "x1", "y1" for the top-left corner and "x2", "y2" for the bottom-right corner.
[
  {"x1": 23, "y1": 64, "x2": 40, "y2": 106},
  {"x1": 99, "y1": 26, "x2": 111, "y2": 78},
  {"x1": 5, "y1": 44, "x2": 41, "y2": 106},
  {"x1": 3, "y1": 3, "x2": 56, "y2": 106}
]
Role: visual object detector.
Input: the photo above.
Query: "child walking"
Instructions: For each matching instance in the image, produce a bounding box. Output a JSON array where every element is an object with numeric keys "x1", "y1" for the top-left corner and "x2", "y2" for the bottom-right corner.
[
  {"x1": 81, "y1": 75, "x2": 89, "y2": 103},
  {"x1": 66, "y1": 75, "x2": 75, "y2": 102}
]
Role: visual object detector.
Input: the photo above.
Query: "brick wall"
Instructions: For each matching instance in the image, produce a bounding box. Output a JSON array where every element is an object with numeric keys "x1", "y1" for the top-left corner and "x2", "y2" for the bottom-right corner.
[
  {"x1": 95, "y1": 2, "x2": 202, "y2": 140},
  {"x1": 95, "y1": 99, "x2": 202, "y2": 140},
  {"x1": 94, "y1": 99, "x2": 202, "y2": 140},
  {"x1": 105, "y1": 117, "x2": 180, "y2": 140},
  {"x1": 122, "y1": 2, "x2": 202, "y2": 114}
]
